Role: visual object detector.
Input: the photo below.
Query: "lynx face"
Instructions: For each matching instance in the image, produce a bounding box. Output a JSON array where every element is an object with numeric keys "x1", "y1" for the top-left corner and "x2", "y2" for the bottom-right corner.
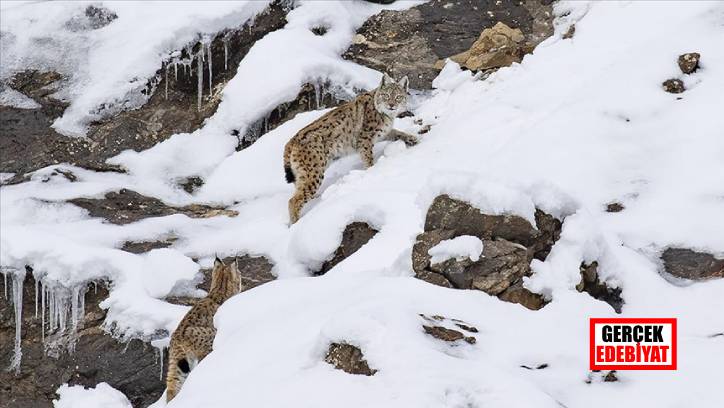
[{"x1": 374, "y1": 73, "x2": 409, "y2": 117}]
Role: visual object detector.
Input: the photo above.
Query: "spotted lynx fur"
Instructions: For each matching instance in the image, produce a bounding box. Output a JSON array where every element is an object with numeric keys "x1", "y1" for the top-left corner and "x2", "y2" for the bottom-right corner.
[
  {"x1": 283, "y1": 73, "x2": 418, "y2": 223},
  {"x1": 165, "y1": 257, "x2": 241, "y2": 402}
]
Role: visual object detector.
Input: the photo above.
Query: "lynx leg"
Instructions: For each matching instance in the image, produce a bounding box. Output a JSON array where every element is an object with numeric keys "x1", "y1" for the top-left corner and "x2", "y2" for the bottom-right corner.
[
  {"x1": 288, "y1": 166, "x2": 323, "y2": 224},
  {"x1": 357, "y1": 140, "x2": 374, "y2": 168}
]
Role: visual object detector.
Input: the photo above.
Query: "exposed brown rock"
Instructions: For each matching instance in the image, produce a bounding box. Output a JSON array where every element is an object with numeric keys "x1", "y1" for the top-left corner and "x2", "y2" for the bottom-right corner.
[
  {"x1": 68, "y1": 189, "x2": 238, "y2": 225},
  {"x1": 1, "y1": 1, "x2": 289, "y2": 178},
  {"x1": 662, "y1": 78, "x2": 685, "y2": 94},
  {"x1": 423, "y1": 325, "x2": 476, "y2": 344},
  {"x1": 677, "y1": 52, "x2": 700, "y2": 74},
  {"x1": 414, "y1": 195, "x2": 561, "y2": 309},
  {"x1": 120, "y1": 238, "x2": 177, "y2": 254},
  {"x1": 661, "y1": 248, "x2": 724, "y2": 281},
  {"x1": 434, "y1": 22, "x2": 527, "y2": 71},
  {"x1": 318, "y1": 222, "x2": 378, "y2": 275},
  {"x1": 576, "y1": 262, "x2": 624, "y2": 313},
  {"x1": 562, "y1": 24, "x2": 576, "y2": 39},
  {"x1": 324, "y1": 343, "x2": 377, "y2": 376},
  {"x1": 344, "y1": 0, "x2": 554, "y2": 89}
]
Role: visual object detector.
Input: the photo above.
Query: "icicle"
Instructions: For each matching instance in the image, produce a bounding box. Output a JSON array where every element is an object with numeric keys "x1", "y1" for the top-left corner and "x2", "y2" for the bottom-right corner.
[
  {"x1": 207, "y1": 42, "x2": 213, "y2": 94},
  {"x1": 151, "y1": 338, "x2": 170, "y2": 381},
  {"x1": 34, "y1": 278, "x2": 38, "y2": 318},
  {"x1": 3, "y1": 272, "x2": 7, "y2": 298},
  {"x1": 314, "y1": 82, "x2": 322, "y2": 109},
  {"x1": 41, "y1": 281, "x2": 45, "y2": 341},
  {"x1": 224, "y1": 40, "x2": 228, "y2": 70},
  {"x1": 174, "y1": 61, "x2": 178, "y2": 82},
  {"x1": 8, "y1": 269, "x2": 26, "y2": 373},
  {"x1": 165, "y1": 63, "x2": 169, "y2": 100},
  {"x1": 197, "y1": 49, "x2": 203, "y2": 111}
]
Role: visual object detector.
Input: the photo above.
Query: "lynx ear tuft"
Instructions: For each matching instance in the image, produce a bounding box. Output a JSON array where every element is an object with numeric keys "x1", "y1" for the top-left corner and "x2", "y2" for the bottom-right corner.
[
  {"x1": 398, "y1": 75, "x2": 409, "y2": 91},
  {"x1": 214, "y1": 256, "x2": 224, "y2": 268}
]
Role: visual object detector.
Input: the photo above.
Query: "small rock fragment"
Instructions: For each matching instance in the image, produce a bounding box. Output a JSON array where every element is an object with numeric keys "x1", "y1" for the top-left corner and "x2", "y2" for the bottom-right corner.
[
  {"x1": 562, "y1": 24, "x2": 575, "y2": 39},
  {"x1": 662, "y1": 79, "x2": 685, "y2": 94},
  {"x1": 606, "y1": 202, "x2": 624, "y2": 213},
  {"x1": 423, "y1": 325, "x2": 476, "y2": 344},
  {"x1": 677, "y1": 52, "x2": 700, "y2": 74}
]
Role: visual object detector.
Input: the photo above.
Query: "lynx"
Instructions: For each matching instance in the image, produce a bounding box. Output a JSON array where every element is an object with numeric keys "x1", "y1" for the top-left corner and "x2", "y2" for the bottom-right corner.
[
  {"x1": 165, "y1": 257, "x2": 241, "y2": 402},
  {"x1": 282, "y1": 73, "x2": 418, "y2": 223}
]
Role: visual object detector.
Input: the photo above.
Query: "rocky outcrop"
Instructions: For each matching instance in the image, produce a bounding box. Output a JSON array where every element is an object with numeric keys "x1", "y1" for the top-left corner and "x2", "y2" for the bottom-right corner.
[
  {"x1": 1, "y1": 1, "x2": 289, "y2": 180},
  {"x1": 344, "y1": 0, "x2": 554, "y2": 89},
  {"x1": 324, "y1": 343, "x2": 377, "y2": 376},
  {"x1": 576, "y1": 262, "x2": 624, "y2": 313},
  {"x1": 413, "y1": 195, "x2": 562, "y2": 310},
  {"x1": 317, "y1": 222, "x2": 379, "y2": 275},
  {"x1": 68, "y1": 189, "x2": 238, "y2": 225},
  {"x1": 661, "y1": 248, "x2": 724, "y2": 281}
]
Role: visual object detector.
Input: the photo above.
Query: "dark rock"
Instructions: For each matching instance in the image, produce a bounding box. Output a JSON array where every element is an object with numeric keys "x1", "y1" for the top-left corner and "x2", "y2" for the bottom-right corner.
[
  {"x1": 562, "y1": 24, "x2": 575, "y2": 39},
  {"x1": 453, "y1": 322, "x2": 478, "y2": 333},
  {"x1": 121, "y1": 238, "x2": 177, "y2": 254},
  {"x1": 661, "y1": 248, "x2": 724, "y2": 281},
  {"x1": 468, "y1": 239, "x2": 529, "y2": 295},
  {"x1": 415, "y1": 270, "x2": 454, "y2": 288},
  {"x1": 65, "y1": 5, "x2": 118, "y2": 31},
  {"x1": 68, "y1": 189, "x2": 238, "y2": 225},
  {"x1": 677, "y1": 52, "x2": 700, "y2": 74},
  {"x1": 662, "y1": 78, "x2": 685, "y2": 94},
  {"x1": 423, "y1": 325, "x2": 476, "y2": 344},
  {"x1": 606, "y1": 202, "x2": 624, "y2": 213},
  {"x1": 0, "y1": 276, "x2": 164, "y2": 408},
  {"x1": 178, "y1": 176, "x2": 204, "y2": 194},
  {"x1": 317, "y1": 222, "x2": 378, "y2": 275},
  {"x1": 310, "y1": 25, "x2": 328, "y2": 36},
  {"x1": 1, "y1": 2, "x2": 288, "y2": 178},
  {"x1": 364, "y1": 0, "x2": 398, "y2": 4},
  {"x1": 576, "y1": 262, "x2": 624, "y2": 313},
  {"x1": 498, "y1": 281, "x2": 547, "y2": 311},
  {"x1": 344, "y1": 0, "x2": 554, "y2": 89},
  {"x1": 324, "y1": 343, "x2": 377, "y2": 376},
  {"x1": 532, "y1": 209, "x2": 562, "y2": 261},
  {"x1": 520, "y1": 363, "x2": 548, "y2": 370},
  {"x1": 412, "y1": 229, "x2": 457, "y2": 274},
  {"x1": 603, "y1": 370, "x2": 618, "y2": 382}
]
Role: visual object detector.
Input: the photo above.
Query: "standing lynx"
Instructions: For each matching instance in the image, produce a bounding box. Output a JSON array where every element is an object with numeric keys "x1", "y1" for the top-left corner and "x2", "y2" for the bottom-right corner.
[
  {"x1": 283, "y1": 73, "x2": 418, "y2": 223},
  {"x1": 165, "y1": 257, "x2": 241, "y2": 402}
]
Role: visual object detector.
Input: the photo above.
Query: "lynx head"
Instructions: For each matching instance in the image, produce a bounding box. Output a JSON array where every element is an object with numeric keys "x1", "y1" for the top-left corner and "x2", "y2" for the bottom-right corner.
[
  {"x1": 374, "y1": 73, "x2": 409, "y2": 117},
  {"x1": 209, "y1": 256, "x2": 242, "y2": 302}
]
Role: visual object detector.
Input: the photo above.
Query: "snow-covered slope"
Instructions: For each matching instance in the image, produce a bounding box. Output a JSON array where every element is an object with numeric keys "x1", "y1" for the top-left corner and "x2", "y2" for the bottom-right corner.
[{"x1": 3, "y1": 1, "x2": 724, "y2": 407}]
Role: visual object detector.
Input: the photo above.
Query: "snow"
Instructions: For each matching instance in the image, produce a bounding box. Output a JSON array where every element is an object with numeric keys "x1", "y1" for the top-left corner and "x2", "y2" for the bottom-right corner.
[
  {"x1": 53, "y1": 383, "x2": 131, "y2": 408},
  {"x1": 428, "y1": 236, "x2": 484, "y2": 264},
  {"x1": 0, "y1": 85, "x2": 41, "y2": 109},
  {"x1": 0, "y1": 0, "x2": 272, "y2": 136},
  {"x1": 2, "y1": 0, "x2": 724, "y2": 407}
]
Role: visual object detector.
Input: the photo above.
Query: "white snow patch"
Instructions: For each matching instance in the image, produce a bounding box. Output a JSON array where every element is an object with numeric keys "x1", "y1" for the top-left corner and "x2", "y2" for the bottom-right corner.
[
  {"x1": 428, "y1": 236, "x2": 484, "y2": 264},
  {"x1": 53, "y1": 382, "x2": 131, "y2": 408}
]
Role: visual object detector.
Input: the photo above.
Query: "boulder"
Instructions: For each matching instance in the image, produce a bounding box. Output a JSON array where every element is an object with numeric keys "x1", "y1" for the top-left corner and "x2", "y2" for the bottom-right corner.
[
  {"x1": 344, "y1": 0, "x2": 554, "y2": 89},
  {"x1": 661, "y1": 248, "x2": 724, "y2": 281},
  {"x1": 413, "y1": 195, "x2": 561, "y2": 309},
  {"x1": 434, "y1": 22, "x2": 527, "y2": 71},
  {"x1": 317, "y1": 222, "x2": 379, "y2": 275},
  {"x1": 324, "y1": 343, "x2": 377, "y2": 376},
  {"x1": 677, "y1": 52, "x2": 700, "y2": 74}
]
